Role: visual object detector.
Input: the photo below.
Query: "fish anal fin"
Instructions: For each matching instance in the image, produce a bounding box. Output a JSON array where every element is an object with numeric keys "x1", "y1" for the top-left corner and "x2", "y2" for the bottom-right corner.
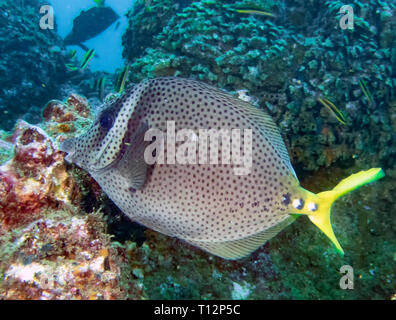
[{"x1": 184, "y1": 216, "x2": 296, "y2": 260}]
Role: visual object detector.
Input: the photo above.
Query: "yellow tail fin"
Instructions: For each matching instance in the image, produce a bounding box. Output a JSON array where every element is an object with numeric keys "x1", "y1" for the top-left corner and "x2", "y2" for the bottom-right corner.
[{"x1": 304, "y1": 168, "x2": 385, "y2": 256}]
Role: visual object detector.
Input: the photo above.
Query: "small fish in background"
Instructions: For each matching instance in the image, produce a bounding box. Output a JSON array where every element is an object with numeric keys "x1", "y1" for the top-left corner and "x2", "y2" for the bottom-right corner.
[
  {"x1": 0, "y1": 5, "x2": 10, "y2": 18},
  {"x1": 235, "y1": 9, "x2": 275, "y2": 17},
  {"x1": 115, "y1": 65, "x2": 129, "y2": 94},
  {"x1": 64, "y1": 2, "x2": 119, "y2": 51},
  {"x1": 94, "y1": 76, "x2": 106, "y2": 102},
  {"x1": 65, "y1": 63, "x2": 79, "y2": 72},
  {"x1": 114, "y1": 21, "x2": 120, "y2": 31},
  {"x1": 64, "y1": 48, "x2": 95, "y2": 72},
  {"x1": 236, "y1": 89, "x2": 259, "y2": 106},
  {"x1": 60, "y1": 77, "x2": 384, "y2": 260},
  {"x1": 318, "y1": 97, "x2": 347, "y2": 125},
  {"x1": 94, "y1": 0, "x2": 105, "y2": 7},
  {"x1": 359, "y1": 78, "x2": 374, "y2": 106},
  {"x1": 69, "y1": 49, "x2": 77, "y2": 59},
  {"x1": 80, "y1": 49, "x2": 95, "y2": 70}
]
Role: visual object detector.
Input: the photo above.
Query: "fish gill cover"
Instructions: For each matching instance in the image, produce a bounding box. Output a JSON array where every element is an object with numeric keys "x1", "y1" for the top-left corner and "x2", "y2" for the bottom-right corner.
[{"x1": 0, "y1": 0, "x2": 394, "y2": 300}]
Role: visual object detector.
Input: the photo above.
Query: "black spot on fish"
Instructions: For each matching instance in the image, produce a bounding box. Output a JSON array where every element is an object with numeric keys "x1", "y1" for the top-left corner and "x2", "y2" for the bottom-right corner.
[{"x1": 282, "y1": 193, "x2": 291, "y2": 205}]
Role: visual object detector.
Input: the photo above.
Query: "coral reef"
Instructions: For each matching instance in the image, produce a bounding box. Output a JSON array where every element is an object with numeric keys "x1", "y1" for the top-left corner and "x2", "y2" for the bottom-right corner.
[
  {"x1": 0, "y1": 95, "x2": 144, "y2": 300},
  {"x1": 0, "y1": 0, "x2": 98, "y2": 130},
  {"x1": 0, "y1": 211, "x2": 130, "y2": 299}
]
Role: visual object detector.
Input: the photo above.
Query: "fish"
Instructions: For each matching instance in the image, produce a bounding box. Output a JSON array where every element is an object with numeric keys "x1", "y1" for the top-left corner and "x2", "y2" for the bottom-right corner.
[
  {"x1": 94, "y1": 76, "x2": 106, "y2": 102},
  {"x1": 359, "y1": 78, "x2": 374, "y2": 105},
  {"x1": 69, "y1": 49, "x2": 77, "y2": 59},
  {"x1": 115, "y1": 65, "x2": 129, "y2": 94},
  {"x1": 318, "y1": 97, "x2": 347, "y2": 125},
  {"x1": 60, "y1": 77, "x2": 384, "y2": 260},
  {"x1": 114, "y1": 21, "x2": 120, "y2": 31},
  {"x1": 65, "y1": 63, "x2": 79, "y2": 72},
  {"x1": 64, "y1": 6, "x2": 119, "y2": 51},
  {"x1": 235, "y1": 9, "x2": 275, "y2": 17},
  {"x1": 79, "y1": 49, "x2": 95, "y2": 70}
]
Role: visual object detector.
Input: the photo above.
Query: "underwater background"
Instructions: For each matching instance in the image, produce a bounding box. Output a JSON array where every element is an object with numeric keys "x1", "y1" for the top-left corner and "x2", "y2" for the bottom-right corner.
[{"x1": 0, "y1": 0, "x2": 395, "y2": 299}]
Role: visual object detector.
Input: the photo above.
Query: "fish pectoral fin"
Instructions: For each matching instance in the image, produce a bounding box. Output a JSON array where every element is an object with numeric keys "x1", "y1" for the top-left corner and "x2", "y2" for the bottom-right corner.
[
  {"x1": 118, "y1": 121, "x2": 150, "y2": 190},
  {"x1": 184, "y1": 216, "x2": 296, "y2": 260},
  {"x1": 306, "y1": 168, "x2": 385, "y2": 256}
]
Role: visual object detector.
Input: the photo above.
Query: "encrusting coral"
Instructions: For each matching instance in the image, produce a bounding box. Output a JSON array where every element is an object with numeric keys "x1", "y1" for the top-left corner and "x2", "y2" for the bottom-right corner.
[{"x1": 0, "y1": 95, "x2": 145, "y2": 300}]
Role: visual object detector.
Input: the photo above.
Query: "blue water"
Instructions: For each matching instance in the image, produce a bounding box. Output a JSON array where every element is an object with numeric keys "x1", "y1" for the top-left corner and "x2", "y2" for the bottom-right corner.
[{"x1": 48, "y1": 0, "x2": 132, "y2": 73}]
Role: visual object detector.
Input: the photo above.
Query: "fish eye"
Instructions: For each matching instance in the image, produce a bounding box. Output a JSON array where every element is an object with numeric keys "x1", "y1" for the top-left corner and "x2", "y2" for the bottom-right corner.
[
  {"x1": 293, "y1": 198, "x2": 304, "y2": 210},
  {"x1": 99, "y1": 112, "x2": 114, "y2": 130}
]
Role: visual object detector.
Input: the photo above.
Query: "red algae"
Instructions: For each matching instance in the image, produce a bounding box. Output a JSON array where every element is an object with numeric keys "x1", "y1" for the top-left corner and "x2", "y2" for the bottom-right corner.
[
  {"x1": 42, "y1": 100, "x2": 76, "y2": 123},
  {"x1": 42, "y1": 93, "x2": 93, "y2": 139},
  {"x1": 66, "y1": 94, "x2": 91, "y2": 118}
]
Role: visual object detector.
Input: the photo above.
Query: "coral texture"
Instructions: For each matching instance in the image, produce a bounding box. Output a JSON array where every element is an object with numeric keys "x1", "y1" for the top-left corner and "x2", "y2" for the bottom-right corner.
[
  {"x1": 0, "y1": 0, "x2": 98, "y2": 130},
  {"x1": 0, "y1": 96, "x2": 144, "y2": 300}
]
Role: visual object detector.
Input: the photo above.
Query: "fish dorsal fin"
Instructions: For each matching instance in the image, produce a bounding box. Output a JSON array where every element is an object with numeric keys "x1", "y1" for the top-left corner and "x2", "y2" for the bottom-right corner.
[
  {"x1": 183, "y1": 216, "x2": 297, "y2": 260},
  {"x1": 236, "y1": 99, "x2": 297, "y2": 179},
  {"x1": 117, "y1": 122, "x2": 149, "y2": 190}
]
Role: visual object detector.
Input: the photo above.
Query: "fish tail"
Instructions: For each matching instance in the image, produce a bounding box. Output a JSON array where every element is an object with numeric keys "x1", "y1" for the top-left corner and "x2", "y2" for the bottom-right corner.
[{"x1": 305, "y1": 168, "x2": 385, "y2": 256}]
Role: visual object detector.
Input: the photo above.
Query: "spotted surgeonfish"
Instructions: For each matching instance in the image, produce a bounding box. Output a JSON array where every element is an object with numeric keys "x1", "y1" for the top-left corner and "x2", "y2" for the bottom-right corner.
[{"x1": 60, "y1": 77, "x2": 384, "y2": 259}]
